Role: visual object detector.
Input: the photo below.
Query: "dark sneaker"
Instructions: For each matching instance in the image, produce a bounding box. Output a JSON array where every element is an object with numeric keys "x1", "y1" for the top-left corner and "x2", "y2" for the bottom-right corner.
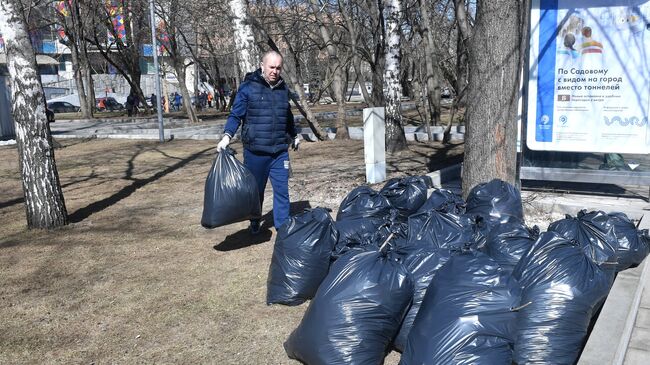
[{"x1": 249, "y1": 220, "x2": 261, "y2": 235}]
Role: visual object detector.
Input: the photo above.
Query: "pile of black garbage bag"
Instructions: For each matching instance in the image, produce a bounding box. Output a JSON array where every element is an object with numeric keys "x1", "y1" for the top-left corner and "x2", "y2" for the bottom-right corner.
[{"x1": 264, "y1": 177, "x2": 650, "y2": 365}]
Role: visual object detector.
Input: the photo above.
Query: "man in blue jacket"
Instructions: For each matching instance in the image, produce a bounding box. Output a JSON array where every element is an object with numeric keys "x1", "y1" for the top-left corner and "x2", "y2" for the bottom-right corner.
[{"x1": 217, "y1": 50, "x2": 299, "y2": 234}]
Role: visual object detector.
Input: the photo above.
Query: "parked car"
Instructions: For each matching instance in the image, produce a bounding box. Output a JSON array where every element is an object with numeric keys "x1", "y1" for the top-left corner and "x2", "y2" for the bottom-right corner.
[
  {"x1": 46, "y1": 107, "x2": 55, "y2": 123},
  {"x1": 47, "y1": 101, "x2": 80, "y2": 113},
  {"x1": 96, "y1": 97, "x2": 124, "y2": 112}
]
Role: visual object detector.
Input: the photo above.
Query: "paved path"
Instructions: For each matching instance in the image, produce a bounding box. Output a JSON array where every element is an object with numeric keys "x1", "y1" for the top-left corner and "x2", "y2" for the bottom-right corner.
[
  {"x1": 49, "y1": 117, "x2": 225, "y2": 140},
  {"x1": 624, "y1": 265, "x2": 650, "y2": 364}
]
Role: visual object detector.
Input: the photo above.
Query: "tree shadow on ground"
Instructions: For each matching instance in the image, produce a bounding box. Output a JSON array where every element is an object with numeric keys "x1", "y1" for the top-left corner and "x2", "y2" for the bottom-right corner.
[
  {"x1": 213, "y1": 200, "x2": 312, "y2": 252},
  {"x1": 0, "y1": 172, "x2": 98, "y2": 210},
  {"x1": 69, "y1": 146, "x2": 215, "y2": 223},
  {"x1": 397, "y1": 142, "x2": 463, "y2": 175}
]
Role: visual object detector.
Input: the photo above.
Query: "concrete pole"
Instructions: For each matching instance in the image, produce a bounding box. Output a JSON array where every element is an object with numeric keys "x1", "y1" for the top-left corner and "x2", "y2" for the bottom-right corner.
[
  {"x1": 149, "y1": 0, "x2": 164, "y2": 142},
  {"x1": 363, "y1": 107, "x2": 386, "y2": 184}
]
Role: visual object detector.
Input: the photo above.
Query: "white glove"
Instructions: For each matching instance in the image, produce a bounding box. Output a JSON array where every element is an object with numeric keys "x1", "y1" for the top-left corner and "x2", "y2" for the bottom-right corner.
[
  {"x1": 217, "y1": 135, "x2": 231, "y2": 152},
  {"x1": 291, "y1": 136, "x2": 300, "y2": 151}
]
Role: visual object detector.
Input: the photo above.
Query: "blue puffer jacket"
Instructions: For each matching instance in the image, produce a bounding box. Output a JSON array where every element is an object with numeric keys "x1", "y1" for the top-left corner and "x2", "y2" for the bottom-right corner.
[{"x1": 224, "y1": 69, "x2": 297, "y2": 154}]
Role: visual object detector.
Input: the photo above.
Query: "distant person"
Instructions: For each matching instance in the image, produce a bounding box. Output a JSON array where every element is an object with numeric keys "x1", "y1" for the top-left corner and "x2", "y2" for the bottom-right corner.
[
  {"x1": 216, "y1": 50, "x2": 299, "y2": 233},
  {"x1": 173, "y1": 92, "x2": 182, "y2": 111},
  {"x1": 150, "y1": 93, "x2": 157, "y2": 109},
  {"x1": 126, "y1": 93, "x2": 135, "y2": 117},
  {"x1": 200, "y1": 91, "x2": 208, "y2": 109},
  {"x1": 207, "y1": 91, "x2": 213, "y2": 108}
]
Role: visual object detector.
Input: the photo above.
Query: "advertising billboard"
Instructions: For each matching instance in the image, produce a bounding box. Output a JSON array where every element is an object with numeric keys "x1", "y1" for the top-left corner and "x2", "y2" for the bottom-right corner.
[{"x1": 527, "y1": 0, "x2": 650, "y2": 153}]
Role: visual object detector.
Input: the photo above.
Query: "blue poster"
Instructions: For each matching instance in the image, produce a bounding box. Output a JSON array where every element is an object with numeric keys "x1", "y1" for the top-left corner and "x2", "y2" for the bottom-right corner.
[{"x1": 527, "y1": 0, "x2": 650, "y2": 153}]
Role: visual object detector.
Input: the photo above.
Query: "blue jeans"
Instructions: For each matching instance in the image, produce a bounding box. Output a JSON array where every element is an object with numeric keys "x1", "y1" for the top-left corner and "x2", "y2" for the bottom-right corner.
[{"x1": 243, "y1": 149, "x2": 290, "y2": 229}]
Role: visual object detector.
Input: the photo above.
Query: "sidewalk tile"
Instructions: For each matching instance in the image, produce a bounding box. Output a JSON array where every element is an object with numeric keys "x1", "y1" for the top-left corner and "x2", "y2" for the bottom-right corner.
[
  {"x1": 624, "y1": 347, "x2": 650, "y2": 365},
  {"x1": 637, "y1": 307, "x2": 650, "y2": 329},
  {"x1": 628, "y1": 326, "x2": 650, "y2": 350}
]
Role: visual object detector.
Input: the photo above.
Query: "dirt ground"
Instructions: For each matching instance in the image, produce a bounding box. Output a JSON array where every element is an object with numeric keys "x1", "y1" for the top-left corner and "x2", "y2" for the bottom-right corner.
[{"x1": 0, "y1": 137, "x2": 464, "y2": 364}]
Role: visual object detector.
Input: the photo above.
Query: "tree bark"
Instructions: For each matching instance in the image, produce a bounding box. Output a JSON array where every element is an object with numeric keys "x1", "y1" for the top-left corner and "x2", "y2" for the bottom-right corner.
[
  {"x1": 0, "y1": 1, "x2": 68, "y2": 229},
  {"x1": 229, "y1": 0, "x2": 258, "y2": 74},
  {"x1": 383, "y1": 0, "x2": 407, "y2": 153},
  {"x1": 461, "y1": 0, "x2": 526, "y2": 197}
]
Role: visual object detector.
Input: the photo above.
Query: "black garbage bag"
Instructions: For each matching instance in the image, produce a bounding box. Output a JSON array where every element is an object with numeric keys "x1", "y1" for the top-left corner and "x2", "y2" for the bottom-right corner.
[
  {"x1": 484, "y1": 222, "x2": 540, "y2": 273},
  {"x1": 548, "y1": 210, "x2": 618, "y2": 268},
  {"x1": 512, "y1": 231, "x2": 612, "y2": 365},
  {"x1": 379, "y1": 176, "x2": 430, "y2": 217},
  {"x1": 334, "y1": 216, "x2": 388, "y2": 257},
  {"x1": 267, "y1": 208, "x2": 339, "y2": 306},
  {"x1": 416, "y1": 188, "x2": 466, "y2": 215},
  {"x1": 406, "y1": 210, "x2": 485, "y2": 251},
  {"x1": 608, "y1": 212, "x2": 650, "y2": 271},
  {"x1": 200, "y1": 148, "x2": 261, "y2": 228},
  {"x1": 284, "y1": 247, "x2": 414, "y2": 365},
  {"x1": 401, "y1": 251, "x2": 521, "y2": 365},
  {"x1": 333, "y1": 209, "x2": 405, "y2": 260},
  {"x1": 336, "y1": 185, "x2": 392, "y2": 221},
  {"x1": 465, "y1": 179, "x2": 524, "y2": 227},
  {"x1": 392, "y1": 247, "x2": 452, "y2": 353}
]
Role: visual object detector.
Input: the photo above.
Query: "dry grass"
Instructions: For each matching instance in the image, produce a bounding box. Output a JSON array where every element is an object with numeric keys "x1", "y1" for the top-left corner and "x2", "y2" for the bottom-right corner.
[{"x1": 0, "y1": 137, "x2": 463, "y2": 364}]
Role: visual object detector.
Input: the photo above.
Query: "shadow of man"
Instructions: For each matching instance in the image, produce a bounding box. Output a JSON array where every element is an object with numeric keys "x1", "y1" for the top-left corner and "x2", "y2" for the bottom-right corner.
[{"x1": 213, "y1": 200, "x2": 312, "y2": 251}]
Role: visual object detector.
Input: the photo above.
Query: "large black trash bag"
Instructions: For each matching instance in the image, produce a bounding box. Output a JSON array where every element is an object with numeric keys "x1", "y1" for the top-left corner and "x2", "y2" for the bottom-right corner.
[
  {"x1": 200, "y1": 148, "x2": 261, "y2": 228},
  {"x1": 465, "y1": 179, "x2": 524, "y2": 227},
  {"x1": 379, "y1": 176, "x2": 430, "y2": 217},
  {"x1": 548, "y1": 210, "x2": 618, "y2": 268},
  {"x1": 267, "y1": 208, "x2": 339, "y2": 306},
  {"x1": 333, "y1": 186, "x2": 395, "y2": 258},
  {"x1": 406, "y1": 210, "x2": 484, "y2": 251},
  {"x1": 484, "y1": 222, "x2": 540, "y2": 273},
  {"x1": 416, "y1": 188, "x2": 466, "y2": 215},
  {"x1": 401, "y1": 251, "x2": 521, "y2": 365},
  {"x1": 607, "y1": 212, "x2": 650, "y2": 271},
  {"x1": 333, "y1": 209, "x2": 406, "y2": 260},
  {"x1": 284, "y1": 247, "x2": 414, "y2": 365},
  {"x1": 512, "y1": 231, "x2": 612, "y2": 365},
  {"x1": 392, "y1": 247, "x2": 452, "y2": 353},
  {"x1": 336, "y1": 185, "x2": 392, "y2": 221}
]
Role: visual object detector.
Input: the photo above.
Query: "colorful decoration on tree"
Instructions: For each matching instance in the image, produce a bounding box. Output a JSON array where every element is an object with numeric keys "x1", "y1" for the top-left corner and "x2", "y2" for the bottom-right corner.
[
  {"x1": 106, "y1": 1, "x2": 127, "y2": 43},
  {"x1": 156, "y1": 21, "x2": 171, "y2": 56}
]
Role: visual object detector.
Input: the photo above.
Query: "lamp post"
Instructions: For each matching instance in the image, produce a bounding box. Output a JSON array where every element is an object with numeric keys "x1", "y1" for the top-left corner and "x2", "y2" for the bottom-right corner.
[{"x1": 149, "y1": 0, "x2": 164, "y2": 142}]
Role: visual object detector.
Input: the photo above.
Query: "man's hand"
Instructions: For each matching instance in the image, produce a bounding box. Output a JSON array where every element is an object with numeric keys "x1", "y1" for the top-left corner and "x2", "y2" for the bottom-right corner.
[
  {"x1": 217, "y1": 135, "x2": 231, "y2": 152},
  {"x1": 291, "y1": 136, "x2": 300, "y2": 151}
]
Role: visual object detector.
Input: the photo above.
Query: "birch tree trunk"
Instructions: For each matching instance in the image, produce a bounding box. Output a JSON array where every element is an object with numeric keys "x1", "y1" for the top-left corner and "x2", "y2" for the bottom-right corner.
[
  {"x1": 383, "y1": 0, "x2": 407, "y2": 153},
  {"x1": 0, "y1": 1, "x2": 68, "y2": 228},
  {"x1": 461, "y1": 0, "x2": 527, "y2": 197},
  {"x1": 229, "y1": 0, "x2": 258, "y2": 74}
]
